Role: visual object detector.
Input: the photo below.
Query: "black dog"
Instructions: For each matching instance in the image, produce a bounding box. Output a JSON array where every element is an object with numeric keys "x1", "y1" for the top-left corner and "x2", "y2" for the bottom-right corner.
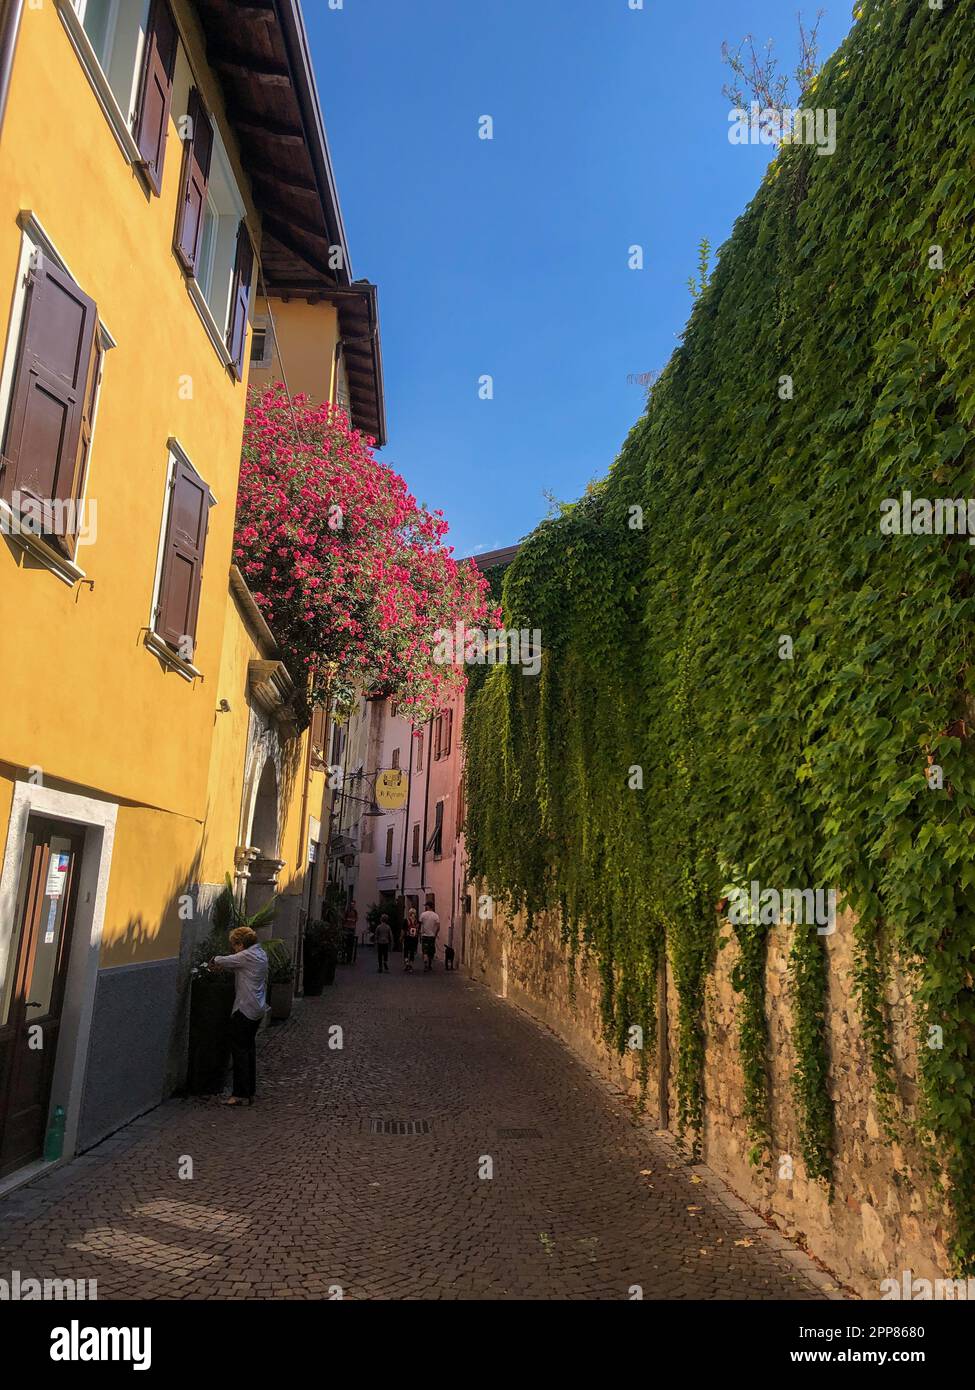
[{"x1": 444, "y1": 945, "x2": 455, "y2": 971}]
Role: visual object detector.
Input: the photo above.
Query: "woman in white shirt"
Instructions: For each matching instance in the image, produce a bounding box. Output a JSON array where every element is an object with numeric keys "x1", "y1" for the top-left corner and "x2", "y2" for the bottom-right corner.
[{"x1": 211, "y1": 926, "x2": 268, "y2": 1106}]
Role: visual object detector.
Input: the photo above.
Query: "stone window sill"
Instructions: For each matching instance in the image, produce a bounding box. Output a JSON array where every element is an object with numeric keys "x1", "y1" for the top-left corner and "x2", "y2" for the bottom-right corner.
[
  {"x1": 144, "y1": 629, "x2": 202, "y2": 683},
  {"x1": 186, "y1": 279, "x2": 235, "y2": 375},
  {"x1": 1, "y1": 502, "x2": 87, "y2": 586}
]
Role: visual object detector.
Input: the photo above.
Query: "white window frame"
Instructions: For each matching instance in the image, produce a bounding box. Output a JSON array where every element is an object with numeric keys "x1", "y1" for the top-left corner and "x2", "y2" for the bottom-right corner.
[
  {"x1": 0, "y1": 212, "x2": 114, "y2": 586},
  {"x1": 181, "y1": 121, "x2": 248, "y2": 372},
  {"x1": 57, "y1": 0, "x2": 150, "y2": 166}
]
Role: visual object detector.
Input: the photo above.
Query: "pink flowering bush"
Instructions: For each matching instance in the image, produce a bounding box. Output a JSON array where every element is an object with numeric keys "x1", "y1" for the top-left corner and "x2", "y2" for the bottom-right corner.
[{"x1": 234, "y1": 386, "x2": 494, "y2": 724}]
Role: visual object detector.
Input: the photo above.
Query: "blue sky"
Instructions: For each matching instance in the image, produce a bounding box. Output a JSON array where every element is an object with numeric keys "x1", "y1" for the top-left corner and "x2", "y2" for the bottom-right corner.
[{"x1": 306, "y1": 0, "x2": 855, "y2": 560}]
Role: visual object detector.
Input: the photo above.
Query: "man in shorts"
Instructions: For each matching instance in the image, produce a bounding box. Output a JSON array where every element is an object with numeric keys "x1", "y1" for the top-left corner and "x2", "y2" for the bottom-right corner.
[{"x1": 419, "y1": 897, "x2": 440, "y2": 972}]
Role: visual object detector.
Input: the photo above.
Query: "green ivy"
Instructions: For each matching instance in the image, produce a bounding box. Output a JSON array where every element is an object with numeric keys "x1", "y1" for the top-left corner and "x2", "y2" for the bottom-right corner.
[{"x1": 466, "y1": 0, "x2": 975, "y2": 1270}]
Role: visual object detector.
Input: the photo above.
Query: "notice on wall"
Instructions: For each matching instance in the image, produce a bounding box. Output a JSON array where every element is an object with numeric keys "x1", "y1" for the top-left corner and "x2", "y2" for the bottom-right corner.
[
  {"x1": 45, "y1": 852, "x2": 70, "y2": 900},
  {"x1": 44, "y1": 898, "x2": 59, "y2": 945}
]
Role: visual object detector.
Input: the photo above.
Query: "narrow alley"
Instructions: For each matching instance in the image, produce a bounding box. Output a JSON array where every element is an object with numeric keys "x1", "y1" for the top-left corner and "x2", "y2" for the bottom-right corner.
[{"x1": 0, "y1": 962, "x2": 836, "y2": 1301}]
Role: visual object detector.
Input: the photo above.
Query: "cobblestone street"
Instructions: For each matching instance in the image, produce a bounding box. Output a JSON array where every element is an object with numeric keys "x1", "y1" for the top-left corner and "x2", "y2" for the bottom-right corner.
[{"x1": 0, "y1": 956, "x2": 838, "y2": 1300}]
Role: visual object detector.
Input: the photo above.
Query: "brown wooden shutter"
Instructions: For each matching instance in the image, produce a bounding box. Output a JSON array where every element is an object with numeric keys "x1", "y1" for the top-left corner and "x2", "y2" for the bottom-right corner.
[
  {"x1": 156, "y1": 457, "x2": 212, "y2": 655},
  {"x1": 174, "y1": 89, "x2": 213, "y2": 275},
  {"x1": 1, "y1": 253, "x2": 97, "y2": 535},
  {"x1": 444, "y1": 708, "x2": 453, "y2": 757},
  {"x1": 226, "y1": 221, "x2": 254, "y2": 378},
  {"x1": 309, "y1": 706, "x2": 327, "y2": 765},
  {"x1": 133, "y1": 0, "x2": 179, "y2": 196},
  {"x1": 61, "y1": 339, "x2": 102, "y2": 552}
]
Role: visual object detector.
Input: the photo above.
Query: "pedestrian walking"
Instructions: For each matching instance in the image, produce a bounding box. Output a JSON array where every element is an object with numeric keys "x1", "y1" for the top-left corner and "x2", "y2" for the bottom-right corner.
[
  {"x1": 210, "y1": 926, "x2": 268, "y2": 1106},
  {"x1": 403, "y1": 907, "x2": 419, "y2": 972},
  {"x1": 419, "y1": 898, "x2": 440, "y2": 972},
  {"x1": 375, "y1": 913, "x2": 392, "y2": 972}
]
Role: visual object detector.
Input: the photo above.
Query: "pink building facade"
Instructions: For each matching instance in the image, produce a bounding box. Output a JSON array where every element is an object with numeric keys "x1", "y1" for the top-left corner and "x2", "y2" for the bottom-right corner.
[{"x1": 324, "y1": 546, "x2": 518, "y2": 962}]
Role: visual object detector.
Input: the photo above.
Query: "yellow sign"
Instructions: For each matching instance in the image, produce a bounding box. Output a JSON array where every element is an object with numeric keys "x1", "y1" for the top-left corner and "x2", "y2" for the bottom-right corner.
[{"x1": 375, "y1": 768, "x2": 408, "y2": 810}]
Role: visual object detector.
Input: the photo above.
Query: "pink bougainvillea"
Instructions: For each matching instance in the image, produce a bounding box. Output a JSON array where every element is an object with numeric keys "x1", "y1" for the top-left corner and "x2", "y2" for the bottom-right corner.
[{"x1": 233, "y1": 386, "x2": 494, "y2": 723}]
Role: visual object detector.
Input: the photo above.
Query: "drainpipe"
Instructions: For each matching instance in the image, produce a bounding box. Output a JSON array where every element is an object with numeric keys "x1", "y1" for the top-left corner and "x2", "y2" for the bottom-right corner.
[
  {"x1": 418, "y1": 716, "x2": 433, "y2": 899},
  {"x1": 0, "y1": 0, "x2": 24, "y2": 140},
  {"x1": 398, "y1": 714, "x2": 415, "y2": 900},
  {"x1": 328, "y1": 336, "x2": 342, "y2": 408}
]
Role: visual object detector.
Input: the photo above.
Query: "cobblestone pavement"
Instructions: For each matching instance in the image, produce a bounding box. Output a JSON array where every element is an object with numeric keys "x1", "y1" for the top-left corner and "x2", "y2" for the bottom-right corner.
[{"x1": 0, "y1": 956, "x2": 836, "y2": 1300}]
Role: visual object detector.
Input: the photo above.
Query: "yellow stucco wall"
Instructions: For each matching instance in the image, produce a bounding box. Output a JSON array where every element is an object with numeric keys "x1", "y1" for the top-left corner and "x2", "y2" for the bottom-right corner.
[
  {"x1": 0, "y1": 0, "x2": 258, "y2": 818},
  {"x1": 250, "y1": 296, "x2": 339, "y2": 406},
  {"x1": 0, "y1": 2, "x2": 261, "y2": 966},
  {"x1": 100, "y1": 804, "x2": 205, "y2": 967},
  {"x1": 199, "y1": 591, "x2": 262, "y2": 889},
  {"x1": 199, "y1": 584, "x2": 324, "y2": 913}
]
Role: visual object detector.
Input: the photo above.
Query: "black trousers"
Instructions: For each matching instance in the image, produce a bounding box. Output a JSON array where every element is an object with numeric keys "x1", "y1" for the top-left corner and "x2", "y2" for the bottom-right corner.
[
  {"x1": 230, "y1": 1010, "x2": 260, "y2": 1098},
  {"x1": 377, "y1": 944, "x2": 389, "y2": 970}
]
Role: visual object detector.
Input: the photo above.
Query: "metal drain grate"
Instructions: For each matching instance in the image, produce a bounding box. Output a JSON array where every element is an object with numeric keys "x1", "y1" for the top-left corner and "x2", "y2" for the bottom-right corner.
[
  {"x1": 369, "y1": 1118, "x2": 432, "y2": 1136},
  {"x1": 496, "y1": 1127, "x2": 543, "y2": 1140}
]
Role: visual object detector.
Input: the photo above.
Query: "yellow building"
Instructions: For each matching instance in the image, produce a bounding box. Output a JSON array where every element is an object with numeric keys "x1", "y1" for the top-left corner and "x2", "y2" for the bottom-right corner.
[{"x1": 0, "y1": 0, "x2": 384, "y2": 1184}]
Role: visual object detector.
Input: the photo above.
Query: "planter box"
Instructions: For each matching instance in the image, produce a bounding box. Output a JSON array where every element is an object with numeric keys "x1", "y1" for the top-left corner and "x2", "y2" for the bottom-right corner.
[
  {"x1": 269, "y1": 981, "x2": 293, "y2": 1021},
  {"x1": 186, "y1": 978, "x2": 233, "y2": 1094}
]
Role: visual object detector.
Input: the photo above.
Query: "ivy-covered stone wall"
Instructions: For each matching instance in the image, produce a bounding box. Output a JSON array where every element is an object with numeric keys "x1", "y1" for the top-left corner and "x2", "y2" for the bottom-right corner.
[{"x1": 465, "y1": 0, "x2": 975, "y2": 1275}]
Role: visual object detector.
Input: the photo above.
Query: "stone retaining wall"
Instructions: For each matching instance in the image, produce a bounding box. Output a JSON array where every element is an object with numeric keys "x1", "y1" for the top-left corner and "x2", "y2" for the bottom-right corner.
[{"x1": 464, "y1": 897, "x2": 952, "y2": 1298}]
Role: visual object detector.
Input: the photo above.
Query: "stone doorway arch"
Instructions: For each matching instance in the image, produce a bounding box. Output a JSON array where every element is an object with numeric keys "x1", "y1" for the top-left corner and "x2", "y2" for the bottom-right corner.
[{"x1": 244, "y1": 755, "x2": 283, "y2": 921}]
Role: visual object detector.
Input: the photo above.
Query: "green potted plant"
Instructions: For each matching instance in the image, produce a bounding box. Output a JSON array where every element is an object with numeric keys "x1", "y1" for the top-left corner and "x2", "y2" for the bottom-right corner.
[
  {"x1": 187, "y1": 877, "x2": 277, "y2": 1093},
  {"x1": 303, "y1": 918, "x2": 341, "y2": 994},
  {"x1": 264, "y1": 938, "x2": 295, "y2": 1021}
]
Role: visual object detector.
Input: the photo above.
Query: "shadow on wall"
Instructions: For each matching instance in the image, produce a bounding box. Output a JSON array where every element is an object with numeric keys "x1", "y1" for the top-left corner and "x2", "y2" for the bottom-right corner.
[{"x1": 79, "y1": 842, "x2": 212, "y2": 1150}]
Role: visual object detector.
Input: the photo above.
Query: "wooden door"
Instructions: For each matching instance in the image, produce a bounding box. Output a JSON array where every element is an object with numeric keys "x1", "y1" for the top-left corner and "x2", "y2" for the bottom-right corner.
[{"x1": 0, "y1": 817, "x2": 85, "y2": 1177}]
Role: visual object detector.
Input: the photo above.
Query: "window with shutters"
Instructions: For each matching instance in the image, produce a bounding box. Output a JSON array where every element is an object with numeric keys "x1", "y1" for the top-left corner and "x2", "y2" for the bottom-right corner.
[
  {"x1": 250, "y1": 320, "x2": 273, "y2": 370},
  {"x1": 443, "y1": 708, "x2": 453, "y2": 758},
  {"x1": 416, "y1": 731, "x2": 424, "y2": 772},
  {"x1": 61, "y1": 1, "x2": 183, "y2": 196},
  {"x1": 425, "y1": 801, "x2": 444, "y2": 860},
  {"x1": 433, "y1": 715, "x2": 442, "y2": 762},
  {"x1": 0, "y1": 227, "x2": 110, "y2": 568},
  {"x1": 175, "y1": 92, "x2": 253, "y2": 376},
  {"x1": 149, "y1": 444, "x2": 214, "y2": 668},
  {"x1": 411, "y1": 823, "x2": 420, "y2": 865},
  {"x1": 69, "y1": 0, "x2": 153, "y2": 121},
  {"x1": 384, "y1": 828, "x2": 394, "y2": 866},
  {"x1": 391, "y1": 748, "x2": 400, "y2": 770},
  {"x1": 309, "y1": 707, "x2": 327, "y2": 768}
]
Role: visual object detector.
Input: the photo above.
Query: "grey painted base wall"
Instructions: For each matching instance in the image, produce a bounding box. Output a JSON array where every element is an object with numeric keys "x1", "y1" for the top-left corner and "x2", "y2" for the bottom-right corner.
[{"x1": 77, "y1": 959, "x2": 179, "y2": 1152}]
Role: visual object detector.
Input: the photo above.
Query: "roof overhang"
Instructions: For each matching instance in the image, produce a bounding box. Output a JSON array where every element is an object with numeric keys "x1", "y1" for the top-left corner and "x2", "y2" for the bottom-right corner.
[{"x1": 192, "y1": 0, "x2": 386, "y2": 443}]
